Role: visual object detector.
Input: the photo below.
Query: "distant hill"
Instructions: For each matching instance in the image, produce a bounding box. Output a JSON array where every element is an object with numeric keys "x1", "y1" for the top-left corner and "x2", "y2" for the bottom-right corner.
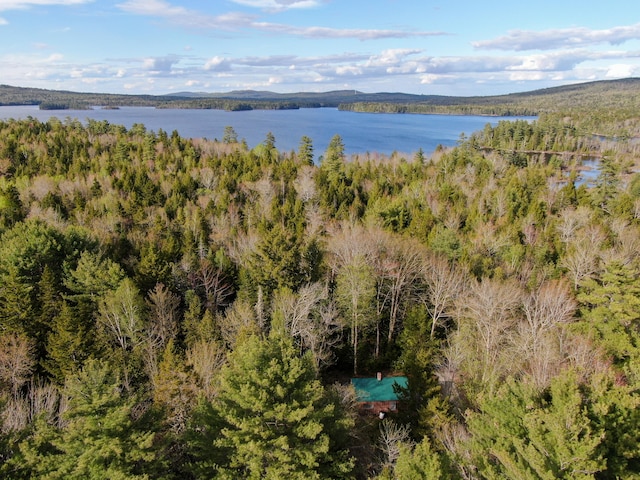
[{"x1": 2, "y1": 78, "x2": 640, "y2": 116}]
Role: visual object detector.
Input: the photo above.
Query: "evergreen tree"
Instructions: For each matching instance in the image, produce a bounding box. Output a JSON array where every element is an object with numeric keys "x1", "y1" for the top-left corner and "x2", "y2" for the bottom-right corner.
[
  {"x1": 43, "y1": 301, "x2": 94, "y2": 384},
  {"x1": 298, "y1": 135, "x2": 314, "y2": 165},
  {"x1": 576, "y1": 259, "x2": 640, "y2": 380},
  {"x1": 188, "y1": 330, "x2": 354, "y2": 479},
  {"x1": 384, "y1": 437, "x2": 450, "y2": 479},
  {"x1": 7, "y1": 359, "x2": 161, "y2": 479},
  {"x1": 394, "y1": 306, "x2": 448, "y2": 437},
  {"x1": 242, "y1": 223, "x2": 303, "y2": 300},
  {"x1": 467, "y1": 373, "x2": 608, "y2": 479}
]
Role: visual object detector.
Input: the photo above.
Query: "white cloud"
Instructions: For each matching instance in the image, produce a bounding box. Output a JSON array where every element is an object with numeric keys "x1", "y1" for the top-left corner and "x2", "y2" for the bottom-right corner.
[
  {"x1": 365, "y1": 49, "x2": 422, "y2": 67},
  {"x1": 0, "y1": 0, "x2": 92, "y2": 24},
  {"x1": 117, "y1": 0, "x2": 189, "y2": 17},
  {"x1": 335, "y1": 65, "x2": 362, "y2": 76},
  {"x1": 252, "y1": 21, "x2": 446, "y2": 40},
  {"x1": 117, "y1": 0, "x2": 444, "y2": 40},
  {"x1": 230, "y1": 0, "x2": 321, "y2": 10},
  {"x1": 0, "y1": 0, "x2": 92, "y2": 10},
  {"x1": 142, "y1": 55, "x2": 180, "y2": 73},
  {"x1": 474, "y1": 23, "x2": 640, "y2": 51},
  {"x1": 117, "y1": 0, "x2": 256, "y2": 29},
  {"x1": 204, "y1": 56, "x2": 231, "y2": 72},
  {"x1": 606, "y1": 63, "x2": 637, "y2": 78},
  {"x1": 508, "y1": 71, "x2": 545, "y2": 82}
]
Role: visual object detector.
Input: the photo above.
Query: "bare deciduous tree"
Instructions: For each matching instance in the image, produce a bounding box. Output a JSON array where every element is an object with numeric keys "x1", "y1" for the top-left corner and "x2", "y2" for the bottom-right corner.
[
  {"x1": 335, "y1": 254, "x2": 376, "y2": 375},
  {"x1": 143, "y1": 283, "x2": 181, "y2": 379},
  {"x1": 556, "y1": 206, "x2": 592, "y2": 244},
  {"x1": 420, "y1": 254, "x2": 465, "y2": 338},
  {"x1": 187, "y1": 340, "x2": 227, "y2": 401},
  {"x1": 561, "y1": 241, "x2": 600, "y2": 290},
  {"x1": 377, "y1": 419, "x2": 413, "y2": 472},
  {"x1": 293, "y1": 164, "x2": 317, "y2": 203},
  {"x1": 216, "y1": 299, "x2": 260, "y2": 348},
  {"x1": 377, "y1": 235, "x2": 425, "y2": 344},
  {"x1": 0, "y1": 333, "x2": 35, "y2": 397},
  {"x1": 1, "y1": 379, "x2": 61, "y2": 433},
  {"x1": 272, "y1": 283, "x2": 345, "y2": 370},
  {"x1": 188, "y1": 258, "x2": 234, "y2": 312},
  {"x1": 457, "y1": 278, "x2": 523, "y2": 385},
  {"x1": 520, "y1": 279, "x2": 576, "y2": 352},
  {"x1": 146, "y1": 283, "x2": 180, "y2": 349}
]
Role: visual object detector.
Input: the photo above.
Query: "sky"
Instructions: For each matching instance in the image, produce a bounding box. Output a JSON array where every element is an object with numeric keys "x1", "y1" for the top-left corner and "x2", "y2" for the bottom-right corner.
[{"x1": 1, "y1": 0, "x2": 640, "y2": 96}]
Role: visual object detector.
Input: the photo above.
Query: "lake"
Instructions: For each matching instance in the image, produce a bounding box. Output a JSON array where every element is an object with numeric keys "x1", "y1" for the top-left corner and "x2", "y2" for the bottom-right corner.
[{"x1": 0, "y1": 105, "x2": 535, "y2": 158}]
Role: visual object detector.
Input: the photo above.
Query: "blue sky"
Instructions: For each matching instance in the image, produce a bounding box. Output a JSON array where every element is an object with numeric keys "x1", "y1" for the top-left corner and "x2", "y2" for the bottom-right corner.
[{"x1": 1, "y1": 0, "x2": 639, "y2": 96}]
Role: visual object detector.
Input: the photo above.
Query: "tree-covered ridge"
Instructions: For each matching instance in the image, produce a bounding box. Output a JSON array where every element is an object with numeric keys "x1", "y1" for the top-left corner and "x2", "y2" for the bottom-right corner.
[
  {"x1": 3, "y1": 78, "x2": 640, "y2": 122},
  {"x1": 340, "y1": 78, "x2": 640, "y2": 127},
  {"x1": 0, "y1": 111, "x2": 639, "y2": 478}
]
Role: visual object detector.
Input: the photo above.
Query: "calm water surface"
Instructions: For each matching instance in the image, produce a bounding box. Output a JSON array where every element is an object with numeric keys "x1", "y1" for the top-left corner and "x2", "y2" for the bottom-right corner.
[{"x1": 0, "y1": 105, "x2": 535, "y2": 158}]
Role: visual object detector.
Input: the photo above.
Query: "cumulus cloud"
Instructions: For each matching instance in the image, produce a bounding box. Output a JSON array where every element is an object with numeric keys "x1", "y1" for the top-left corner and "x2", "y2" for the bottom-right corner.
[
  {"x1": 191, "y1": 47, "x2": 640, "y2": 91},
  {"x1": 606, "y1": 63, "x2": 639, "y2": 78},
  {"x1": 204, "y1": 56, "x2": 232, "y2": 72},
  {"x1": 474, "y1": 23, "x2": 640, "y2": 51}
]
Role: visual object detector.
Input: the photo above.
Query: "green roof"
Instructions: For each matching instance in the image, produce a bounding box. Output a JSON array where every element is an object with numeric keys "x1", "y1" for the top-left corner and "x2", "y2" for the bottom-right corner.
[{"x1": 351, "y1": 376, "x2": 408, "y2": 402}]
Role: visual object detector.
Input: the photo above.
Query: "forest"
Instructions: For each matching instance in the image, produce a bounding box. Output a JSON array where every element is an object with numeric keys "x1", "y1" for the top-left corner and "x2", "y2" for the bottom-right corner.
[
  {"x1": 3, "y1": 77, "x2": 640, "y2": 118},
  {"x1": 0, "y1": 104, "x2": 640, "y2": 479}
]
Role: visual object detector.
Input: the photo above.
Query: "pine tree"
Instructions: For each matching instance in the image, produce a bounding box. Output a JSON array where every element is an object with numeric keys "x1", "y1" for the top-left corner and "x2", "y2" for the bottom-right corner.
[
  {"x1": 188, "y1": 330, "x2": 354, "y2": 479},
  {"x1": 8, "y1": 359, "x2": 161, "y2": 479},
  {"x1": 576, "y1": 259, "x2": 640, "y2": 380},
  {"x1": 391, "y1": 437, "x2": 449, "y2": 479},
  {"x1": 466, "y1": 373, "x2": 607, "y2": 479}
]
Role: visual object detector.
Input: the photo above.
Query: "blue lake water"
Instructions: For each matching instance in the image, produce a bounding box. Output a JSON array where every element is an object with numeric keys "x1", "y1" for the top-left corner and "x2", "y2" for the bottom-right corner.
[{"x1": 0, "y1": 105, "x2": 535, "y2": 158}]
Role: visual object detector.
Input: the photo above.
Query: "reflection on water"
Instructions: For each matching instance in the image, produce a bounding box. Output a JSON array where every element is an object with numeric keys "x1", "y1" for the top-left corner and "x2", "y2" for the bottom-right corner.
[{"x1": 577, "y1": 158, "x2": 600, "y2": 186}]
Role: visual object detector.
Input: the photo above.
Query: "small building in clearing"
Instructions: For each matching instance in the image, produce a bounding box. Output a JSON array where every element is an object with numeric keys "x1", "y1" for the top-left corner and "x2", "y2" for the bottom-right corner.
[{"x1": 351, "y1": 374, "x2": 408, "y2": 416}]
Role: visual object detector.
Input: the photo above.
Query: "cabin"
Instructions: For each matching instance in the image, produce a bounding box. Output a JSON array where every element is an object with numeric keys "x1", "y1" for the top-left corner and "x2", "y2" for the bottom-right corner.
[{"x1": 351, "y1": 373, "x2": 408, "y2": 417}]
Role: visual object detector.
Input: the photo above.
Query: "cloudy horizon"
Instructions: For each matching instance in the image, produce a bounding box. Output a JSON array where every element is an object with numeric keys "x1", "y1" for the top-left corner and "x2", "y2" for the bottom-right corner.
[{"x1": 1, "y1": 0, "x2": 639, "y2": 96}]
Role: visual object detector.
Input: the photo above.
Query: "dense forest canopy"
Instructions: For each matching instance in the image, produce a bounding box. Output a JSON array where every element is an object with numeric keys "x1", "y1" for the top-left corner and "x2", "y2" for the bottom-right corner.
[{"x1": 0, "y1": 92, "x2": 640, "y2": 478}]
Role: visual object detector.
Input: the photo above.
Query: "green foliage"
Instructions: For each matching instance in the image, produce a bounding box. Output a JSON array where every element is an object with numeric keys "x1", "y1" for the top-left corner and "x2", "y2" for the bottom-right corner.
[
  {"x1": 43, "y1": 301, "x2": 95, "y2": 384},
  {"x1": 242, "y1": 223, "x2": 304, "y2": 300},
  {"x1": 465, "y1": 372, "x2": 640, "y2": 479},
  {"x1": 576, "y1": 259, "x2": 640, "y2": 380},
  {"x1": 0, "y1": 183, "x2": 24, "y2": 231},
  {"x1": 7, "y1": 359, "x2": 161, "y2": 479},
  {"x1": 188, "y1": 332, "x2": 354, "y2": 479},
  {"x1": 391, "y1": 437, "x2": 450, "y2": 479},
  {"x1": 298, "y1": 135, "x2": 314, "y2": 165},
  {"x1": 1, "y1": 109, "x2": 639, "y2": 477},
  {"x1": 64, "y1": 250, "x2": 126, "y2": 300},
  {"x1": 394, "y1": 306, "x2": 448, "y2": 437}
]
